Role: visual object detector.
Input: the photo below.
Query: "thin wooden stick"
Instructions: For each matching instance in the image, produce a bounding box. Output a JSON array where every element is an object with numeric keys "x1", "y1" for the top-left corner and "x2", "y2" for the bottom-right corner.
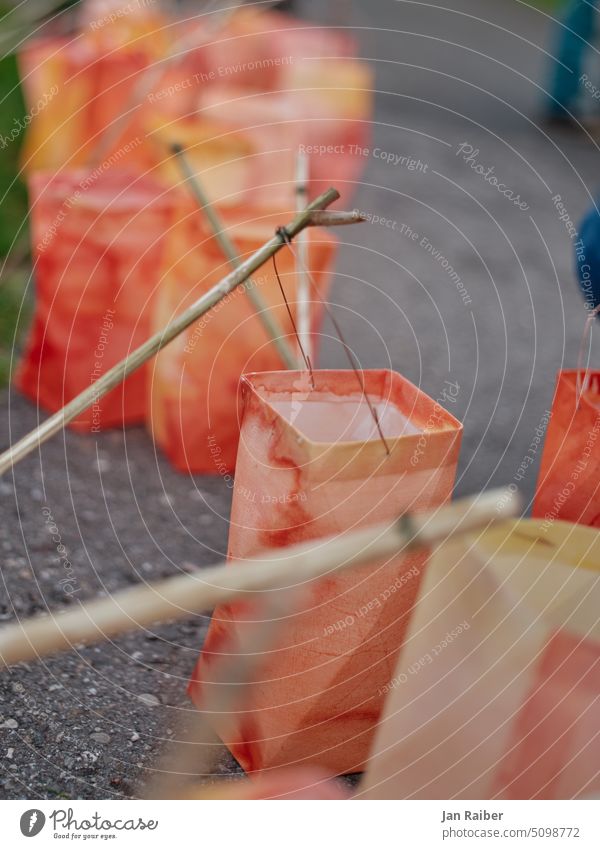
[
  {"x1": 0, "y1": 187, "x2": 340, "y2": 477},
  {"x1": 309, "y1": 210, "x2": 366, "y2": 227},
  {"x1": 0, "y1": 488, "x2": 520, "y2": 669},
  {"x1": 295, "y1": 150, "x2": 311, "y2": 361},
  {"x1": 171, "y1": 142, "x2": 298, "y2": 368}
]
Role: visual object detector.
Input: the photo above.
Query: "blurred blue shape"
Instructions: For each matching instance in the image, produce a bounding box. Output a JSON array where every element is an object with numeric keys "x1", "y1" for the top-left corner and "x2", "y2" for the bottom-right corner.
[
  {"x1": 576, "y1": 202, "x2": 600, "y2": 312},
  {"x1": 547, "y1": 0, "x2": 598, "y2": 118}
]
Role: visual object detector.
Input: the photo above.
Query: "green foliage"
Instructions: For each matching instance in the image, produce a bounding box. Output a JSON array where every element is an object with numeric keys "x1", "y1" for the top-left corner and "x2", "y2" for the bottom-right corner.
[
  {"x1": 0, "y1": 1, "x2": 80, "y2": 386},
  {"x1": 0, "y1": 11, "x2": 29, "y2": 387},
  {"x1": 0, "y1": 52, "x2": 28, "y2": 256},
  {"x1": 0, "y1": 270, "x2": 31, "y2": 386}
]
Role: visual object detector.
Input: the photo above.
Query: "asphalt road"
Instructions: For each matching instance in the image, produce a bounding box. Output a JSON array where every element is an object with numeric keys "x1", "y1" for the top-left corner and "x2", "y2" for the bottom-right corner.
[{"x1": 1, "y1": 0, "x2": 599, "y2": 798}]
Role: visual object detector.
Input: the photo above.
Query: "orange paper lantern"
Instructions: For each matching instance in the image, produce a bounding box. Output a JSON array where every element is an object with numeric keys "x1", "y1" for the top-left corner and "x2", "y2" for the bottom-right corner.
[
  {"x1": 18, "y1": 5, "x2": 368, "y2": 182},
  {"x1": 198, "y1": 55, "x2": 373, "y2": 195},
  {"x1": 18, "y1": 1, "x2": 169, "y2": 173},
  {"x1": 194, "y1": 8, "x2": 356, "y2": 92},
  {"x1": 142, "y1": 116, "x2": 296, "y2": 207},
  {"x1": 16, "y1": 169, "x2": 172, "y2": 430},
  {"x1": 189, "y1": 369, "x2": 462, "y2": 774},
  {"x1": 532, "y1": 370, "x2": 600, "y2": 528},
  {"x1": 148, "y1": 207, "x2": 337, "y2": 473},
  {"x1": 18, "y1": 37, "x2": 99, "y2": 171}
]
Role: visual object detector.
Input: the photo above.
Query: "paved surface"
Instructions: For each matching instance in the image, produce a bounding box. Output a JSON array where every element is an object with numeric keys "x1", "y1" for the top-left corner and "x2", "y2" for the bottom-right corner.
[{"x1": 1, "y1": 0, "x2": 599, "y2": 798}]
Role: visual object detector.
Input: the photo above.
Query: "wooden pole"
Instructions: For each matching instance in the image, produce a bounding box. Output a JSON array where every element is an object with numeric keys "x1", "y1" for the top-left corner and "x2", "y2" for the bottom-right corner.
[{"x1": 0, "y1": 488, "x2": 520, "y2": 668}]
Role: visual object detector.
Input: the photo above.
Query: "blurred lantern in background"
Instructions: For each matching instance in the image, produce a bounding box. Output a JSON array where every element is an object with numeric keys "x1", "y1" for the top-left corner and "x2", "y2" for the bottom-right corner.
[
  {"x1": 16, "y1": 168, "x2": 172, "y2": 430},
  {"x1": 189, "y1": 369, "x2": 462, "y2": 773},
  {"x1": 19, "y1": 36, "x2": 99, "y2": 171},
  {"x1": 78, "y1": 0, "x2": 169, "y2": 48},
  {"x1": 17, "y1": 2, "x2": 372, "y2": 195},
  {"x1": 147, "y1": 209, "x2": 337, "y2": 474},
  {"x1": 143, "y1": 117, "x2": 297, "y2": 207},
  {"x1": 14, "y1": 0, "x2": 375, "y2": 471},
  {"x1": 197, "y1": 56, "x2": 373, "y2": 197},
  {"x1": 18, "y1": 1, "x2": 170, "y2": 173},
  {"x1": 196, "y1": 7, "x2": 357, "y2": 90}
]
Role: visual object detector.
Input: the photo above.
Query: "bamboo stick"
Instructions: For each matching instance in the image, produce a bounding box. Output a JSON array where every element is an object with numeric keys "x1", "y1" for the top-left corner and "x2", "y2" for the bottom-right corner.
[
  {"x1": 0, "y1": 488, "x2": 520, "y2": 669},
  {"x1": 0, "y1": 188, "x2": 341, "y2": 477},
  {"x1": 171, "y1": 142, "x2": 298, "y2": 368}
]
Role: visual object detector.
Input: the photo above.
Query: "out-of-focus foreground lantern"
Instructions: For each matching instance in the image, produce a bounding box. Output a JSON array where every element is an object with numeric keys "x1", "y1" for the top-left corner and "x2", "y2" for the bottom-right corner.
[
  {"x1": 189, "y1": 369, "x2": 463, "y2": 773},
  {"x1": 360, "y1": 519, "x2": 600, "y2": 799},
  {"x1": 17, "y1": 169, "x2": 172, "y2": 430},
  {"x1": 147, "y1": 208, "x2": 338, "y2": 474},
  {"x1": 194, "y1": 7, "x2": 372, "y2": 192}
]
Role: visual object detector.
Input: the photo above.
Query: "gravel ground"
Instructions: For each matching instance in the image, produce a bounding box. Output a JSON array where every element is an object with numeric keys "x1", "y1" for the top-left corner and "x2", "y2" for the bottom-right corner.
[{"x1": 1, "y1": 0, "x2": 599, "y2": 798}]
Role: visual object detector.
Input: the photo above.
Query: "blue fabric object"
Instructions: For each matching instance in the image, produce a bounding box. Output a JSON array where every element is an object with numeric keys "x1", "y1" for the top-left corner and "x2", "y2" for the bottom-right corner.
[
  {"x1": 576, "y1": 202, "x2": 600, "y2": 311},
  {"x1": 548, "y1": 0, "x2": 598, "y2": 117}
]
